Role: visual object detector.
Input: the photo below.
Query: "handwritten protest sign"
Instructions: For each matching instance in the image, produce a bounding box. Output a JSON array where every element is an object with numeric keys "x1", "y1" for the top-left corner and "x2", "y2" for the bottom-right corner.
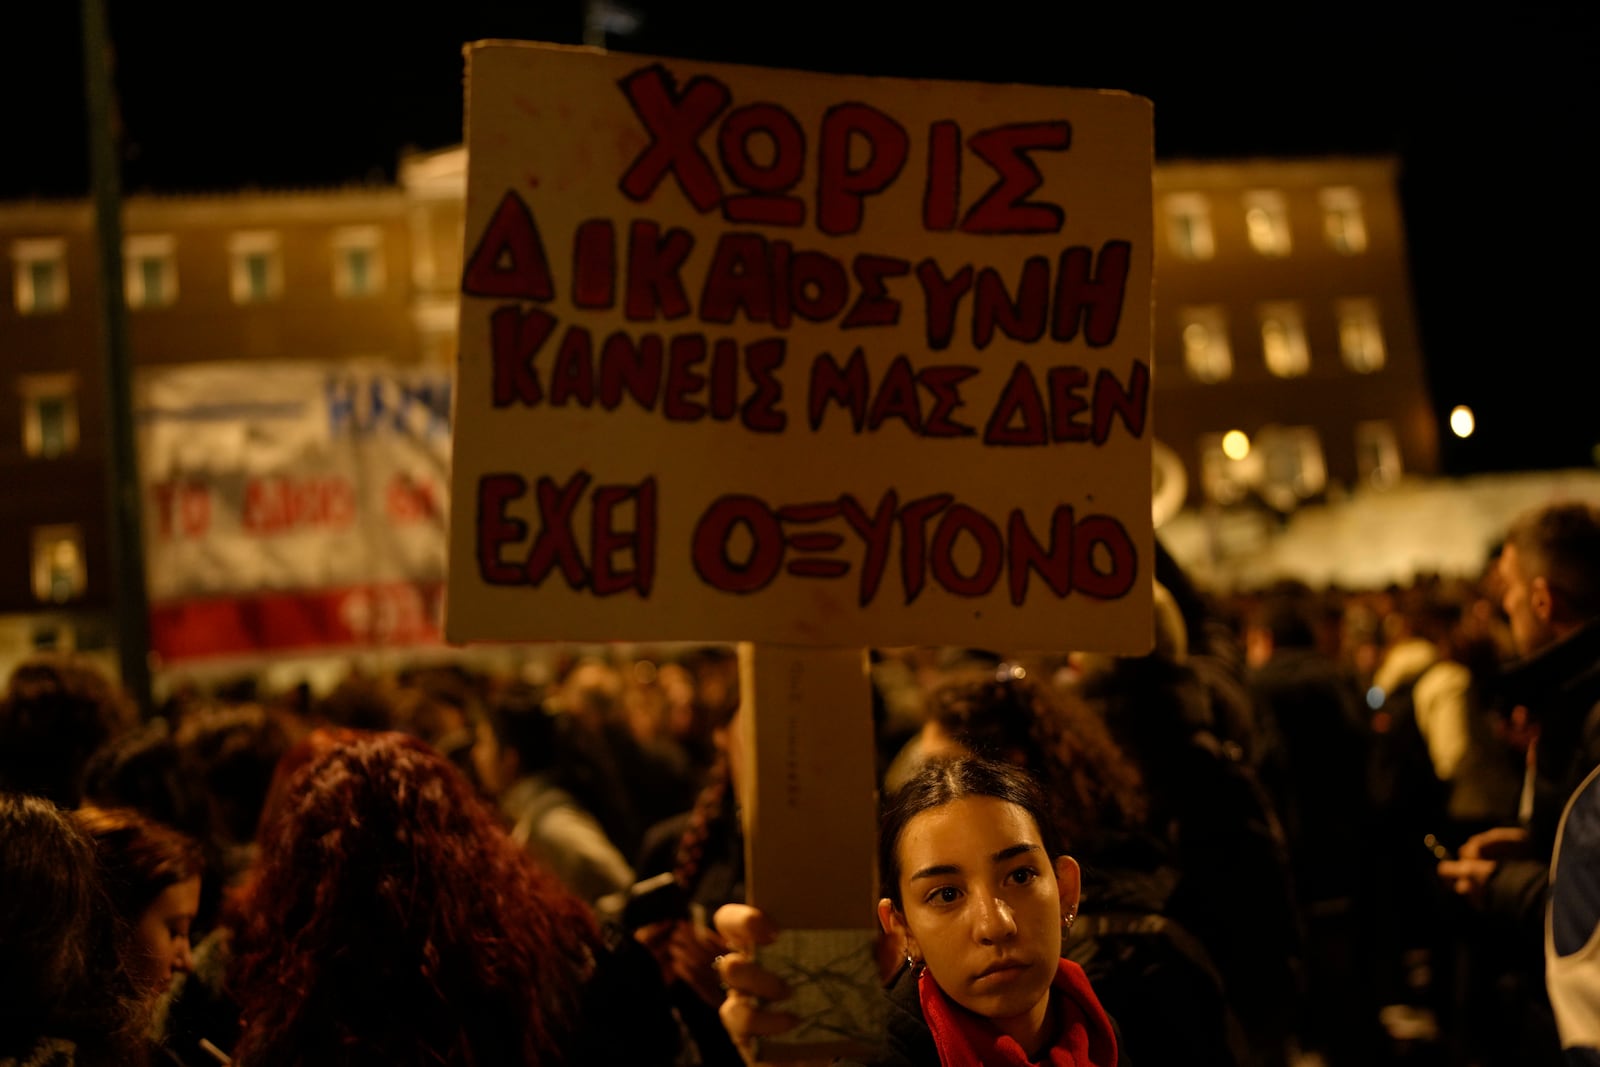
[{"x1": 448, "y1": 42, "x2": 1154, "y2": 652}]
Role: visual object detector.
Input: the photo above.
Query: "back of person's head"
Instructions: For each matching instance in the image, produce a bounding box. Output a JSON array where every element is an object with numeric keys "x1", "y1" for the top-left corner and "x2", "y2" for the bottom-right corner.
[
  {"x1": 392, "y1": 682, "x2": 486, "y2": 792},
  {"x1": 1393, "y1": 584, "x2": 1462, "y2": 646},
  {"x1": 311, "y1": 674, "x2": 399, "y2": 732},
  {"x1": 81, "y1": 720, "x2": 196, "y2": 840},
  {"x1": 173, "y1": 704, "x2": 291, "y2": 850},
  {"x1": 1252, "y1": 579, "x2": 1320, "y2": 652},
  {"x1": 878, "y1": 757, "x2": 1063, "y2": 907},
  {"x1": 1, "y1": 794, "x2": 139, "y2": 1064},
  {"x1": 232, "y1": 731, "x2": 599, "y2": 1067},
  {"x1": 485, "y1": 679, "x2": 557, "y2": 776},
  {"x1": 1505, "y1": 501, "x2": 1600, "y2": 624},
  {"x1": 926, "y1": 671, "x2": 1145, "y2": 856},
  {"x1": 0, "y1": 655, "x2": 137, "y2": 808}
]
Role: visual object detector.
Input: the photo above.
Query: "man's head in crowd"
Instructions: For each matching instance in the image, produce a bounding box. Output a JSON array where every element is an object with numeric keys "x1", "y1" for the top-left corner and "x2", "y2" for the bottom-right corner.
[{"x1": 1498, "y1": 501, "x2": 1600, "y2": 657}]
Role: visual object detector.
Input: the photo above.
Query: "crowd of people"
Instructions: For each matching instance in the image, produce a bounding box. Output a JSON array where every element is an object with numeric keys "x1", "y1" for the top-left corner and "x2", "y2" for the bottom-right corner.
[{"x1": 2, "y1": 498, "x2": 1597, "y2": 1067}]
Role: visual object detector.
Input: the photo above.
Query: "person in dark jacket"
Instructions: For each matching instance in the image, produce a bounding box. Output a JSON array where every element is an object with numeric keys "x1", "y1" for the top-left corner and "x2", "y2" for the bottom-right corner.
[
  {"x1": 1076, "y1": 586, "x2": 1301, "y2": 1067},
  {"x1": 1245, "y1": 582, "x2": 1382, "y2": 1065},
  {"x1": 714, "y1": 758, "x2": 1127, "y2": 1066},
  {"x1": 1439, "y1": 501, "x2": 1600, "y2": 1065}
]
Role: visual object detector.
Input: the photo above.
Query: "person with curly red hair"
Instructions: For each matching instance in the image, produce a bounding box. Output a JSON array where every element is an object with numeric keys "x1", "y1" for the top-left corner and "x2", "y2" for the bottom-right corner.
[{"x1": 228, "y1": 730, "x2": 680, "y2": 1066}]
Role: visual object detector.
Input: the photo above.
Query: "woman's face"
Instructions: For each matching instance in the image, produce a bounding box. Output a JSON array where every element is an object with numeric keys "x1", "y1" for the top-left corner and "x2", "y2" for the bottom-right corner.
[
  {"x1": 878, "y1": 796, "x2": 1078, "y2": 1045},
  {"x1": 130, "y1": 876, "x2": 200, "y2": 998}
]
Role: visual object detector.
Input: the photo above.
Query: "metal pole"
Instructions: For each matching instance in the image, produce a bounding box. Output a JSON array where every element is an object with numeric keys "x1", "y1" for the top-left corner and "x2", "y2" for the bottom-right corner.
[{"x1": 81, "y1": 0, "x2": 153, "y2": 714}]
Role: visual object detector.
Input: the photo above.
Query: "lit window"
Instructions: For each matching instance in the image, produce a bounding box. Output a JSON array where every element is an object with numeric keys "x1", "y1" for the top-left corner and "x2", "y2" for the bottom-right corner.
[
  {"x1": 1259, "y1": 303, "x2": 1310, "y2": 377},
  {"x1": 19, "y1": 374, "x2": 79, "y2": 458},
  {"x1": 228, "y1": 231, "x2": 283, "y2": 304},
  {"x1": 1320, "y1": 187, "x2": 1368, "y2": 254},
  {"x1": 1337, "y1": 299, "x2": 1386, "y2": 373},
  {"x1": 333, "y1": 226, "x2": 385, "y2": 298},
  {"x1": 1256, "y1": 425, "x2": 1326, "y2": 511},
  {"x1": 1179, "y1": 306, "x2": 1233, "y2": 383},
  {"x1": 124, "y1": 234, "x2": 177, "y2": 309},
  {"x1": 1164, "y1": 194, "x2": 1215, "y2": 261},
  {"x1": 1242, "y1": 190, "x2": 1291, "y2": 257},
  {"x1": 1355, "y1": 420, "x2": 1402, "y2": 489},
  {"x1": 31, "y1": 525, "x2": 86, "y2": 603},
  {"x1": 1198, "y1": 431, "x2": 1255, "y2": 506},
  {"x1": 12, "y1": 238, "x2": 69, "y2": 314}
]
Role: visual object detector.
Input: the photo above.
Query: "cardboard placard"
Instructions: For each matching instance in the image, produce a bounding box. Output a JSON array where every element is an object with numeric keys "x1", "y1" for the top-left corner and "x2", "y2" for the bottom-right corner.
[
  {"x1": 447, "y1": 42, "x2": 1155, "y2": 654},
  {"x1": 737, "y1": 642, "x2": 884, "y2": 1061}
]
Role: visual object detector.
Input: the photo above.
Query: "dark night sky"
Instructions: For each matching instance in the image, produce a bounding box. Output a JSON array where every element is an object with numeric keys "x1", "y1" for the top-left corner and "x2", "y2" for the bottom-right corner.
[{"x1": 5, "y1": 3, "x2": 1596, "y2": 476}]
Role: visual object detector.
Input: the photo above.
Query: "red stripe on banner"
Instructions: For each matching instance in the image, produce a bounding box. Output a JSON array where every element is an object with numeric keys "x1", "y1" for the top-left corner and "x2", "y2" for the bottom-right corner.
[{"x1": 150, "y1": 582, "x2": 445, "y2": 663}]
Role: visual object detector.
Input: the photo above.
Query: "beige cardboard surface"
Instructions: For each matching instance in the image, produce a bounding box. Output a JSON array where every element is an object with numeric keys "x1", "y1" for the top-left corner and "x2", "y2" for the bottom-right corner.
[
  {"x1": 738, "y1": 641, "x2": 885, "y2": 1059},
  {"x1": 737, "y1": 642, "x2": 877, "y2": 928},
  {"x1": 448, "y1": 41, "x2": 1155, "y2": 653}
]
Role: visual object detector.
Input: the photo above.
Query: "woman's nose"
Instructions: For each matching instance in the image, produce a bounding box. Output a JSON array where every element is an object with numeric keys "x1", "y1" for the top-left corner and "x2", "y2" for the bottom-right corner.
[
  {"x1": 174, "y1": 937, "x2": 194, "y2": 974},
  {"x1": 972, "y1": 894, "x2": 1018, "y2": 943}
]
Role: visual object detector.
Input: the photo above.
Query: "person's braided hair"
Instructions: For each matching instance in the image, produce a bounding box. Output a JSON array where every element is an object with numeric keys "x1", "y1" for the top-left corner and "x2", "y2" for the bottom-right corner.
[{"x1": 671, "y1": 753, "x2": 733, "y2": 893}]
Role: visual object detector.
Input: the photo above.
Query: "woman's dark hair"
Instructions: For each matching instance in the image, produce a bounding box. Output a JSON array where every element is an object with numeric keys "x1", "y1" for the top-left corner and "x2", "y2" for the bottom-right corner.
[
  {"x1": 0, "y1": 654, "x2": 137, "y2": 807},
  {"x1": 878, "y1": 757, "x2": 1064, "y2": 909},
  {"x1": 70, "y1": 806, "x2": 205, "y2": 926},
  {"x1": 174, "y1": 704, "x2": 291, "y2": 848},
  {"x1": 927, "y1": 672, "x2": 1146, "y2": 855},
  {"x1": 486, "y1": 679, "x2": 641, "y2": 857},
  {"x1": 1, "y1": 794, "x2": 140, "y2": 1065},
  {"x1": 81, "y1": 720, "x2": 197, "y2": 842},
  {"x1": 231, "y1": 731, "x2": 602, "y2": 1066}
]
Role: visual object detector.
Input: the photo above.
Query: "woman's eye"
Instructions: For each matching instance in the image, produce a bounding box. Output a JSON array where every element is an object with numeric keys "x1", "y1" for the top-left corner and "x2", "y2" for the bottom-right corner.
[
  {"x1": 925, "y1": 886, "x2": 961, "y2": 905},
  {"x1": 1006, "y1": 866, "x2": 1039, "y2": 886}
]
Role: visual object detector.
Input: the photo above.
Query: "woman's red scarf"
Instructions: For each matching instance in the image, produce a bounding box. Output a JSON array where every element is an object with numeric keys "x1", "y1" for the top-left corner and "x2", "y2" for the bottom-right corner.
[{"x1": 917, "y1": 959, "x2": 1117, "y2": 1067}]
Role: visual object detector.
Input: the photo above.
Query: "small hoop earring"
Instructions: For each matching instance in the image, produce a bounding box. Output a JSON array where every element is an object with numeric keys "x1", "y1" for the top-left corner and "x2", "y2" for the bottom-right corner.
[{"x1": 906, "y1": 953, "x2": 923, "y2": 971}]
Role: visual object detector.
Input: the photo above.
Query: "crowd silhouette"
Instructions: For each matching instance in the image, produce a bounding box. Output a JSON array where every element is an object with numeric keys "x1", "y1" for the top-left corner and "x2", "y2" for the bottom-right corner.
[{"x1": 4, "y1": 500, "x2": 1599, "y2": 1067}]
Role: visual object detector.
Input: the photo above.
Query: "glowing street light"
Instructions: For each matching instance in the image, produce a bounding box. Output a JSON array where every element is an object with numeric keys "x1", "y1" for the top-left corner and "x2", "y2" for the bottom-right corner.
[
  {"x1": 1221, "y1": 429, "x2": 1251, "y2": 461},
  {"x1": 1450, "y1": 405, "x2": 1476, "y2": 439}
]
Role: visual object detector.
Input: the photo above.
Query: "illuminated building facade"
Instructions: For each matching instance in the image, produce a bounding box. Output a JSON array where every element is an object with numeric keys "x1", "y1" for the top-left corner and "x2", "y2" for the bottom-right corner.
[
  {"x1": 0, "y1": 150, "x2": 1434, "y2": 663},
  {"x1": 1150, "y1": 157, "x2": 1437, "y2": 515}
]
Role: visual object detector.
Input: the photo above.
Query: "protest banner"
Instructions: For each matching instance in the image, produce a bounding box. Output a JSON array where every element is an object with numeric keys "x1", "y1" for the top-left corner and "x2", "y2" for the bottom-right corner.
[
  {"x1": 138, "y1": 360, "x2": 451, "y2": 663},
  {"x1": 450, "y1": 41, "x2": 1153, "y2": 1060},
  {"x1": 448, "y1": 43, "x2": 1155, "y2": 653}
]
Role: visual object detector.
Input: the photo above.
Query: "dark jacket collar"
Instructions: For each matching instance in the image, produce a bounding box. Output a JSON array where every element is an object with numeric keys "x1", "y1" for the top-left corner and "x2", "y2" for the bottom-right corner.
[{"x1": 1501, "y1": 617, "x2": 1600, "y2": 715}]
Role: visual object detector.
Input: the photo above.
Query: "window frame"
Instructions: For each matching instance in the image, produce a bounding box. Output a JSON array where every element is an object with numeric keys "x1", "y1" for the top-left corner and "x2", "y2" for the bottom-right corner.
[
  {"x1": 1355, "y1": 419, "x2": 1403, "y2": 489},
  {"x1": 228, "y1": 230, "x2": 284, "y2": 304},
  {"x1": 124, "y1": 234, "x2": 178, "y2": 309},
  {"x1": 31, "y1": 524, "x2": 87, "y2": 604},
  {"x1": 1258, "y1": 302, "x2": 1311, "y2": 378},
  {"x1": 11, "y1": 238, "x2": 69, "y2": 314},
  {"x1": 1242, "y1": 190, "x2": 1292, "y2": 257},
  {"x1": 331, "y1": 226, "x2": 386, "y2": 298},
  {"x1": 1336, "y1": 298, "x2": 1386, "y2": 373},
  {"x1": 1179, "y1": 305, "x2": 1233, "y2": 383},
  {"x1": 1163, "y1": 193, "x2": 1216, "y2": 261},
  {"x1": 1319, "y1": 187, "x2": 1369, "y2": 255},
  {"x1": 19, "y1": 373, "x2": 80, "y2": 458}
]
